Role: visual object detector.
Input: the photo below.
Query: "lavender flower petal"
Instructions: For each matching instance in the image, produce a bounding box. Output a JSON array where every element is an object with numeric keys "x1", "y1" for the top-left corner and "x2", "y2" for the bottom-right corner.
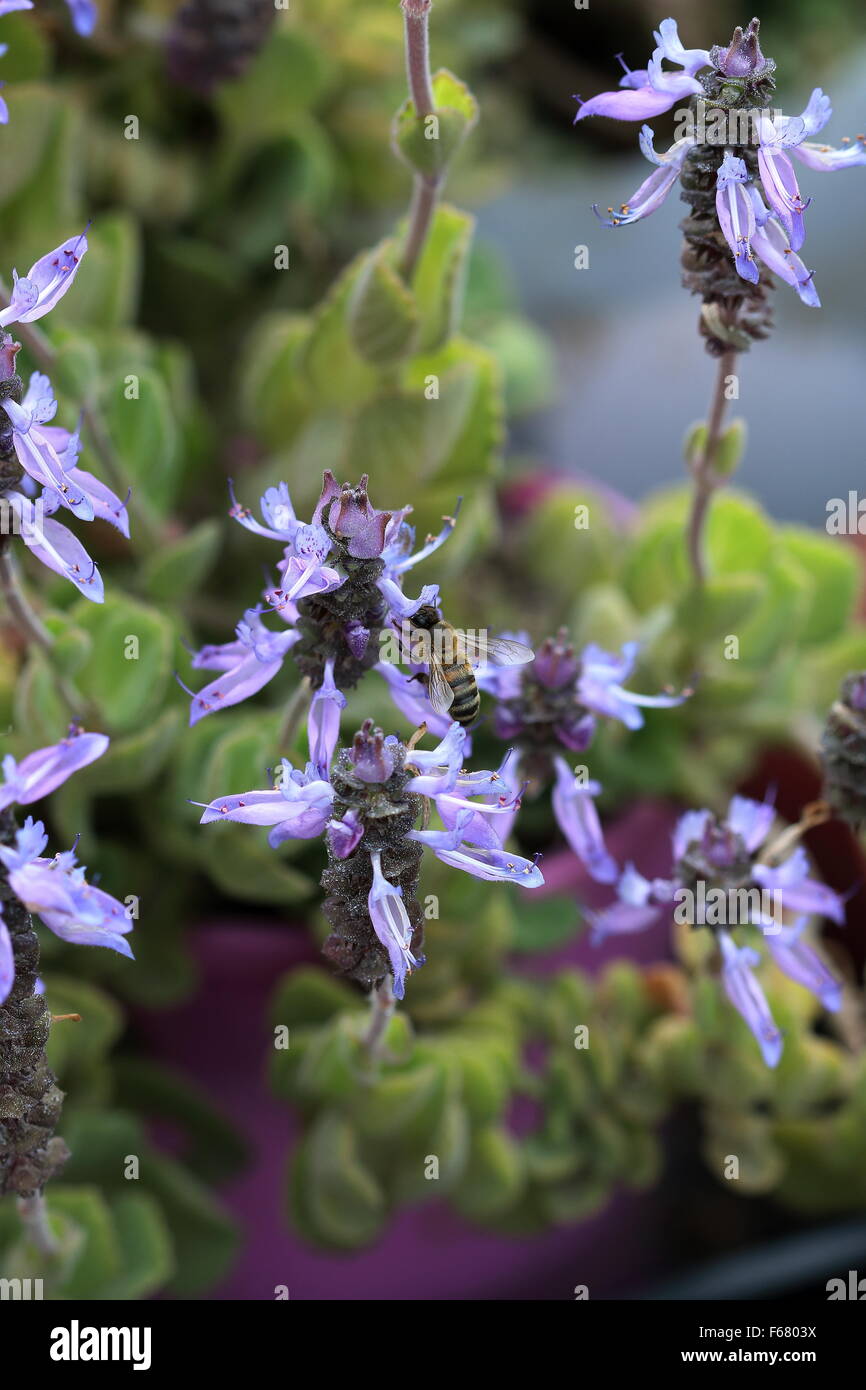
[
  {"x1": 0, "y1": 727, "x2": 108, "y2": 811},
  {"x1": 765, "y1": 918, "x2": 842, "y2": 1012},
  {"x1": 551, "y1": 756, "x2": 618, "y2": 883},
  {"x1": 719, "y1": 933, "x2": 784, "y2": 1067},
  {"x1": 0, "y1": 233, "x2": 88, "y2": 327},
  {"x1": 368, "y1": 850, "x2": 420, "y2": 999}
]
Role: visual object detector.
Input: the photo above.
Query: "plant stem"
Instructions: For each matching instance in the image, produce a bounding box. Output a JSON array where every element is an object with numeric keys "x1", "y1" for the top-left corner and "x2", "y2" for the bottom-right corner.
[
  {"x1": 0, "y1": 543, "x2": 85, "y2": 716},
  {"x1": 362, "y1": 975, "x2": 396, "y2": 1059},
  {"x1": 277, "y1": 676, "x2": 312, "y2": 755},
  {"x1": 16, "y1": 1193, "x2": 60, "y2": 1258},
  {"x1": 686, "y1": 349, "x2": 738, "y2": 585},
  {"x1": 399, "y1": 0, "x2": 441, "y2": 282}
]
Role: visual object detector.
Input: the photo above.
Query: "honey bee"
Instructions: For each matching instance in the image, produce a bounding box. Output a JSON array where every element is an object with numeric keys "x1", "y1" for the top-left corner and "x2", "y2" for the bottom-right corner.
[{"x1": 407, "y1": 605, "x2": 534, "y2": 727}]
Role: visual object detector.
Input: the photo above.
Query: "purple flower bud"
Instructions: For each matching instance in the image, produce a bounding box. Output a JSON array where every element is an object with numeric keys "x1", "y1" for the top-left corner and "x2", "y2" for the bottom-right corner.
[
  {"x1": 0, "y1": 333, "x2": 20, "y2": 381},
  {"x1": 327, "y1": 474, "x2": 392, "y2": 559},
  {"x1": 349, "y1": 720, "x2": 396, "y2": 784},
  {"x1": 714, "y1": 18, "x2": 768, "y2": 78},
  {"x1": 344, "y1": 620, "x2": 370, "y2": 660},
  {"x1": 533, "y1": 630, "x2": 580, "y2": 691},
  {"x1": 327, "y1": 810, "x2": 364, "y2": 860}
]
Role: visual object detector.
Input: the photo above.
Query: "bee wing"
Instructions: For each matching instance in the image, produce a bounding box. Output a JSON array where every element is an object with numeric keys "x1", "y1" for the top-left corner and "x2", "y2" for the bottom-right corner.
[
  {"x1": 455, "y1": 631, "x2": 535, "y2": 667},
  {"x1": 425, "y1": 656, "x2": 455, "y2": 715}
]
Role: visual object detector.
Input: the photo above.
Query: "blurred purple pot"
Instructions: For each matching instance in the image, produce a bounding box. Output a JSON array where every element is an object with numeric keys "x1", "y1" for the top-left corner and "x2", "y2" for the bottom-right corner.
[{"x1": 136, "y1": 800, "x2": 678, "y2": 1301}]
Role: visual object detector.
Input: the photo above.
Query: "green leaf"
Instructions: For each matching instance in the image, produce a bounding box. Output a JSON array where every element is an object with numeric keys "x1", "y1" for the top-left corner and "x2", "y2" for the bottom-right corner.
[
  {"x1": 346, "y1": 242, "x2": 419, "y2": 366},
  {"x1": 139, "y1": 1151, "x2": 238, "y2": 1297},
  {"x1": 354, "y1": 1060, "x2": 449, "y2": 1140},
  {"x1": 676, "y1": 574, "x2": 767, "y2": 641},
  {"x1": 290, "y1": 1111, "x2": 386, "y2": 1250},
  {"x1": 409, "y1": 203, "x2": 474, "y2": 351},
  {"x1": 60, "y1": 213, "x2": 141, "y2": 330},
  {"x1": 113, "y1": 1058, "x2": 248, "y2": 1184},
  {"x1": 392, "y1": 69, "x2": 479, "y2": 179},
  {"x1": 103, "y1": 367, "x2": 180, "y2": 517},
  {"x1": 142, "y1": 520, "x2": 221, "y2": 601},
  {"x1": 401, "y1": 336, "x2": 504, "y2": 485},
  {"x1": 300, "y1": 252, "x2": 381, "y2": 407},
  {"x1": 240, "y1": 313, "x2": 311, "y2": 450},
  {"x1": 0, "y1": 87, "x2": 63, "y2": 204},
  {"x1": 43, "y1": 976, "x2": 124, "y2": 1084},
  {"x1": 453, "y1": 1126, "x2": 524, "y2": 1219},
  {"x1": 71, "y1": 592, "x2": 175, "y2": 734},
  {"x1": 508, "y1": 895, "x2": 582, "y2": 954},
  {"x1": 714, "y1": 418, "x2": 747, "y2": 476},
  {"x1": 103, "y1": 1193, "x2": 174, "y2": 1300},
  {"x1": 779, "y1": 527, "x2": 860, "y2": 645},
  {"x1": 270, "y1": 967, "x2": 362, "y2": 1029}
]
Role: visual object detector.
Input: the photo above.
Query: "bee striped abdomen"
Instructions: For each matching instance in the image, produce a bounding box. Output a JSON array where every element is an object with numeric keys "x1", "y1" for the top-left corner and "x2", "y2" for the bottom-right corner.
[{"x1": 446, "y1": 668, "x2": 480, "y2": 726}]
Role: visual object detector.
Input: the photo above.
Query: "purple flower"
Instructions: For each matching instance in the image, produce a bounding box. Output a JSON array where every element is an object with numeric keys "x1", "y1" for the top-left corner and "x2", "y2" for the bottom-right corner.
[
  {"x1": 718, "y1": 933, "x2": 783, "y2": 1067},
  {"x1": 316, "y1": 471, "x2": 392, "y2": 559},
  {"x1": 3, "y1": 490, "x2": 104, "y2": 600},
  {"x1": 481, "y1": 635, "x2": 687, "y2": 881},
  {"x1": 0, "y1": 233, "x2": 88, "y2": 328},
  {"x1": 577, "y1": 641, "x2": 688, "y2": 730},
  {"x1": 9, "y1": 372, "x2": 130, "y2": 532},
  {"x1": 574, "y1": 19, "x2": 707, "y2": 124},
  {"x1": 2, "y1": 386, "x2": 93, "y2": 519},
  {"x1": 348, "y1": 720, "x2": 397, "y2": 785},
  {"x1": 577, "y1": 16, "x2": 865, "y2": 310},
  {"x1": 756, "y1": 114, "x2": 811, "y2": 251},
  {"x1": 551, "y1": 758, "x2": 618, "y2": 884},
  {"x1": 590, "y1": 792, "x2": 844, "y2": 1065},
  {"x1": 752, "y1": 847, "x2": 846, "y2": 925},
  {"x1": 197, "y1": 475, "x2": 458, "y2": 724},
  {"x1": 716, "y1": 152, "x2": 759, "y2": 284},
  {"x1": 0, "y1": 726, "x2": 108, "y2": 811},
  {"x1": 196, "y1": 761, "x2": 334, "y2": 850},
  {"x1": 187, "y1": 609, "x2": 300, "y2": 725},
  {"x1": 764, "y1": 918, "x2": 842, "y2": 1013},
  {"x1": 64, "y1": 0, "x2": 97, "y2": 37},
  {"x1": 593, "y1": 134, "x2": 694, "y2": 227},
  {"x1": 0, "y1": 817, "x2": 133, "y2": 1004},
  {"x1": 710, "y1": 17, "x2": 770, "y2": 79},
  {"x1": 198, "y1": 721, "x2": 544, "y2": 998},
  {"x1": 367, "y1": 850, "x2": 422, "y2": 1000},
  {"x1": 0, "y1": 3, "x2": 34, "y2": 14},
  {"x1": 307, "y1": 658, "x2": 346, "y2": 775}
]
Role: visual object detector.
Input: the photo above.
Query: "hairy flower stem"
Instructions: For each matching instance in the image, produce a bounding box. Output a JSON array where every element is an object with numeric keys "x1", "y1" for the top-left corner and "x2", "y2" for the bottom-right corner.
[
  {"x1": 362, "y1": 976, "x2": 396, "y2": 1059},
  {"x1": 16, "y1": 1192, "x2": 60, "y2": 1257},
  {"x1": 399, "y1": 0, "x2": 441, "y2": 282},
  {"x1": 0, "y1": 293, "x2": 163, "y2": 553},
  {"x1": 0, "y1": 542, "x2": 85, "y2": 717},
  {"x1": 0, "y1": 808, "x2": 70, "y2": 1204},
  {"x1": 686, "y1": 348, "x2": 738, "y2": 585}
]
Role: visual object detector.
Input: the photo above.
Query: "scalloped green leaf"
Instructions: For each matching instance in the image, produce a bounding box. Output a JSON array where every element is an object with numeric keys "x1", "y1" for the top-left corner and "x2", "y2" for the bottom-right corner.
[
  {"x1": 779, "y1": 527, "x2": 860, "y2": 646},
  {"x1": 71, "y1": 592, "x2": 175, "y2": 735},
  {"x1": 347, "y1": 242, "x2": 419, "y2": 366}
]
